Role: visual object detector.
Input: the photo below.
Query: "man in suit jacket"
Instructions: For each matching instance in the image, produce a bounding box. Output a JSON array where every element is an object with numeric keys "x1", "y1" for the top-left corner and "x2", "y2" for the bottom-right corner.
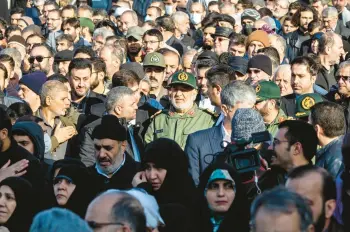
[{"x1": 185, "y1": 81, "x2": 257, "y2": 185}]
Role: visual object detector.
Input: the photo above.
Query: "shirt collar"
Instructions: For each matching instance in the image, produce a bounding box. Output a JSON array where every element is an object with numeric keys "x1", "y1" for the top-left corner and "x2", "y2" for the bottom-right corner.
[{"x1": 95, "y1": 153, "x2": 126, "y2": 179}]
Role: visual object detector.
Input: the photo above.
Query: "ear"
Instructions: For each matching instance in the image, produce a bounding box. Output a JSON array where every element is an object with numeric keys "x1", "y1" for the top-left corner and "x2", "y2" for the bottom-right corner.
[
  {"x1": 76, "y1": 27, "x2": 81, "y2": 35},
  {"x1": 98, "y1": 72, "x2": 105, "y2": 81},
  {"x1": 292, "y1": 141, "x2": 303, "y2": 156},
  {"x1": 49, "y1": 57, "x2": 54, "y2": 67},
  {"x1": 109, "y1": 15, "x2": 117, "y2": 24},
  {"x1": 0, "y1": 128, "x2": 8, "y2": 140},
  {"x1": 221, "y1": 104, "x2": 229, "y2": 117},
  {"x1": 325, "y1": 199, "x2": 336, "y2": 219},
  {"x1": 311, "y1": 75, "x2": 316, "y2": 84},
  {"x1": 120, "y1": 140, "x2": 128, "y2": 151},
  {"x1": 215, "y1": 84, "x2": 222, "y2": 95},
  {"x1": 45, "y1": 96, "x2": 52, "y2": 106},
  {"x1": 314, "y1": 124, "x2": 323, "y2": 137},
  {"x1": 307, "y1": 224, "x2": 315, "y2": 232},
  {"x1": 160, "y1": 41, "x2": 164, "y2": 47},
  {"x1": 114, "y1": 104, "x2": 122, "y2": 115}
]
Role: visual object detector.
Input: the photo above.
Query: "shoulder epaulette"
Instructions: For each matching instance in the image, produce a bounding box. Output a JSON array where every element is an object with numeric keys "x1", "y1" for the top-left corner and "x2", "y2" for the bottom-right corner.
[
  {"x1": 150, "y1": 110, "x2": 164, "y2": 119},
  {"x1": 201, "y1": 108, "x2": 219, "y2": 118}
]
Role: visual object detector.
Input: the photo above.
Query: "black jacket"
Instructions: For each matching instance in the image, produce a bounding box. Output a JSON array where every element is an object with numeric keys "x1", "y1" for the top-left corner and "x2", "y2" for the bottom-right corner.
[
  {"x1": 316, "y1": 65, "x2": 338, "y2": 91},
  {"x1": 285, "y1": 29, "x2": 310, "y2": 61},
  {"x1": 335, "y1": 20, "x2": 350, "y2": 40},
  {"x1": 71, "y1": 91, "x2": 106, "y2": 115},
  {"x1": 281, "y1": 93, "x2": 297, "y2": 117},
  {"x1": 316, "y1": 136, "x2": 344, "y2": 179},
  {"x1": 88, "y1": 154, "x2": 139, "y2": 194},
  {"x1": 166, "y1": 35, "x2": 188, "y2": 57},
  {"x1": 0, "y1": 139, "x2": 45, "y2": 191}
]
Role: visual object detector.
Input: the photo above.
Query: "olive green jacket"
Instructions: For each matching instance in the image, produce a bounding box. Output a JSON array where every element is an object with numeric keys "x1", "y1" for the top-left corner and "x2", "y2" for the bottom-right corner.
[
  {"x1": 266, "y1": 109, "x2": 287, "y2": 138},
  {"x1": 144, "y1": 104, "x2": 217, "y2": 149}
]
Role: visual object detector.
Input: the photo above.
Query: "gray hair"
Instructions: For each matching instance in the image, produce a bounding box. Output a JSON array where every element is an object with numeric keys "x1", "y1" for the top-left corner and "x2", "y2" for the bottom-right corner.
[
  {"x1": 40, "y1": 80, "x2": 68, "y2": 106},
  {"x1": 250, "y1": 187, "x2": 313, "y2": 232},
  {"x1": 273, "y1": 64, "x2": 291, "y2": 80},
  {"x1": 337, "y1": 61, "x2": 350, "y2": 75},
  {"x1": 318, "y1": 31, "x2": 340, "y2": 54},
  {"x1": 106, "y1": 86, "x2": 134, "y2": 112},
  {"x1": 269, "y1": 34, "x2": 287, "y2": 57},
  {"x1": 322, "y1": 7, "x2": 338, "y2": 18},
  {"x1": 220, "y1": 81, "x2": 256, "y2": 108},
  {"x1": 0, "y1": 48, "x2": 21, "y2": 69},
  {"x1": 101, "y1": 45, "x2": 125, "y2": 64},
  {"x1": 93, "y1": 28, "x2": 115, "y2": 41},
  {"x1": 171, "y1": 11, "x2": 189, "y2": 24},
  {"x1": 121, "y1": 10, "x2": 138, "y2": 24}
]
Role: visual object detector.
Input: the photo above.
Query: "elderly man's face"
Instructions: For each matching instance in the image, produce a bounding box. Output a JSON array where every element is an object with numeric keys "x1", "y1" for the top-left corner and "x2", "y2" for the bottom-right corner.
[
  {"x1": 274, "y1": 70, "x2": 293, "y2": 96},
  {"x1": 337, "y1": 66, "x2": 350, "y2": 97},
  {"x1": 248, "y1": 68, "x2": 270, "y2": 86},
  {"x1": 169, "y1": 84, "x2": 197, "y2": 111},
  {"x1": 120, "y1": 12, "x2": 137, "y2": 35}
]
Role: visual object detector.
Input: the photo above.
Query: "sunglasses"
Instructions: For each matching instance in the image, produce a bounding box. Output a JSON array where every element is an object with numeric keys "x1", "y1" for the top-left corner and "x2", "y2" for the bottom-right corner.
[
  {"x1": 29, "y1": 56, "x2": 51, "y2": 63},
  {"x1": 336, "y1": 75, "x2": 350, "y2": 82}
]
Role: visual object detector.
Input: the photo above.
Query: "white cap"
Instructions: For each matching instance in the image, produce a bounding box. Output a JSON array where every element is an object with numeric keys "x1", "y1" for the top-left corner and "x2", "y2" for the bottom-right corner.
[
  {"x1": 114, "y1": 7, "x2": 129, "y2": 17},
  {"x1": 125, "y1": 189, "x2": 165, "y2": 229}
]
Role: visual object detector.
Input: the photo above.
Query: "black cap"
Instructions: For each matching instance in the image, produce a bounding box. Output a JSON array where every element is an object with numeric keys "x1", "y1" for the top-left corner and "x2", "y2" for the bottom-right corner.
[
  {"x1": 228, "y1": 56, "x2": 248, "y2": 75},
  {"x1": 197, "y1": 51, "x2": 219, "y2": 63},
  {"x1": 248, "y1": 55, "x2": 272, "y2": 76},
  {"x1": 54, "y1": 50, "x2": 74, "y2": 62},
  {"x1": 92, "y1": 115, "x2": 127, "y2": 141},
  {"x1": 120, "y1": 62, "x2": 145, "y2": 80},
  {"x1": 213, "y1": 27, "x2": 233, "y2": 38}
]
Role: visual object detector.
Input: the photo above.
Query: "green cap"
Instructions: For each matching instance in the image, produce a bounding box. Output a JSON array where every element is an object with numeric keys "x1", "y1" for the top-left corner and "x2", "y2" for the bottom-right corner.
[
  {"x1": 143, "y1": 52, "x2": 165, "y2": 68},
  {"x1": 255, "y1": 81, "x2": 281, "y2": 102},
  {"x1": 79, "y1": 17, "x2": 95, "y2": 33},
  {"x1": 126, "y1": 26, "x2": 145, "y2": 41},
  {"x1": 169, "y1": 71, "x2": 197, "y2": 89},
  {"x1": 295, "y1": 93, "x2": 323, "y2": 118}
]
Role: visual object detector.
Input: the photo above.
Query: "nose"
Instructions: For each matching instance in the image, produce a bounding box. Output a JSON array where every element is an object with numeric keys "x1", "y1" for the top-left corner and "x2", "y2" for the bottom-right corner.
[
  {"x1": 150, "y1": 169, "x2": 157, "y2": 180},
  {"x1": 217, "y1": 186, "x2": 225, "y2": 196},
  {"x1": 57, "y1": 181, "x2": 67, "y2": 190}
]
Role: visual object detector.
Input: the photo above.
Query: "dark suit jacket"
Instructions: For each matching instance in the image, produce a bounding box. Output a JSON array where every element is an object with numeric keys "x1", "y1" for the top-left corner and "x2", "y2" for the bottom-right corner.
[
  {"x1": 336, "y1": 20, "x2": 350, "y2": 39},
  {"x1": 184, "y1": 124, "x2": 224, "y2": 186}
]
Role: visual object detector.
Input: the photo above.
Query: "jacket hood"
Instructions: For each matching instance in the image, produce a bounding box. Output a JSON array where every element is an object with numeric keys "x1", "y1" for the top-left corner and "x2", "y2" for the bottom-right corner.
[{"x1": 12, "y1": 121, "x2": 45, "y2": 161}]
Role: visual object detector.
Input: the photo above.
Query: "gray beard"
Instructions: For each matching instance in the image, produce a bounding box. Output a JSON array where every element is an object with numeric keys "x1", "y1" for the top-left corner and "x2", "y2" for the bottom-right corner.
[{"x1": 96, "y1": 150, "x2": 124, "y2": 175}]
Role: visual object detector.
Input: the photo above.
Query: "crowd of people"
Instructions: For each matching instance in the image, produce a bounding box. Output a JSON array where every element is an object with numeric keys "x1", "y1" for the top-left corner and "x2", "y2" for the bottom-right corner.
[{"x1": 0, "y1": 0, "x2": 349, "y2": 231}]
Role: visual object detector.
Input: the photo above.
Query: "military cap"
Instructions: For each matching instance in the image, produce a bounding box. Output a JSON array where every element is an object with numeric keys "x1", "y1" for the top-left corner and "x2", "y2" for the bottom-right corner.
[
  {"x1": 295, "y1": 93, "x2": 323, "y2": 118},
  {"x1": 92, "y1": 115, "x2": 127, "y2": 141},
  {"x1": 255, "y1": 81, "x2": 281, "y2": 102},
  {"x1": 143, "y1": 52, "x2": 166, "y2": 68},
  {"x1": 169, "y1": 71, "x2": 197, "y2": 89},
  {"x1": 126, "y1": 26, "x2": 145, "y2": 41},
  {"x1": 79, "y1": 17, "x2": 95, "y2": 33},
  {"x1": 213, "y1": 27, "x2": 233, "y2": 38},
  {"x1": 54, "y1": 50, "x2": 74, "y2": 62}
]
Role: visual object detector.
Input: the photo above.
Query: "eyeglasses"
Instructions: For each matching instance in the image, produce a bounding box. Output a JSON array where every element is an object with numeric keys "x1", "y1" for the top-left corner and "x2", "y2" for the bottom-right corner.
[
  {"x1": 214, "y1": 37, "x2": 229, "y2": 42},
  {"x1": 29, "y1": 56, "x2": 51, "y2": 63},
  {"x1": 143, "y1": 41, "x2": 160, "y2": 45},
  {"x1": 87, "y1": 221, "x2": 124, "y2": 229},
  {"x1": 272, "y1": 138, "x2": 289, "y2": 148},
  {"x1": 336, "y1": 75, "x2": 350, "y2": 82}
]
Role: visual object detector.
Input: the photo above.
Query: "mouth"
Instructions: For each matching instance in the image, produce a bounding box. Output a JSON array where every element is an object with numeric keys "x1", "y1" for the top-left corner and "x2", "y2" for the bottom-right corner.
[
  {"x1": 56, "y1": 194, "x2": 66, "y2": 199},
  {"x1": 215, "y1": 201, "x2": 228, "y2": 205},
  {"x1": 99, "y1": 160, "x2": 111, "y2": 167}
]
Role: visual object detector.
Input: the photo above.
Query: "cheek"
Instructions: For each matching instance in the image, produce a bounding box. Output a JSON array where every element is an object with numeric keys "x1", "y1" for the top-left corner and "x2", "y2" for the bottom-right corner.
[
  {"x1": 66, "y1": 185, "x2": 76, "y2": 197},
  {"x1": 8, "y1": 202, "x2": 17, "y2": 215}
]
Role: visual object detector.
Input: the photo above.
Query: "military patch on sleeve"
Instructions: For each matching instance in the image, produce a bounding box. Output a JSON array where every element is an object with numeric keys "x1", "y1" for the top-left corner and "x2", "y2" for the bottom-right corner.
[
  {"x1": 151, "y1": 110, "x2": 162, "y2": 119},
  {"x1": 202, "y1": 108, "x2": 219, "y2": 118},
  {"x1": 155, "y1": 129, "x2": 163, "y2": 133}
]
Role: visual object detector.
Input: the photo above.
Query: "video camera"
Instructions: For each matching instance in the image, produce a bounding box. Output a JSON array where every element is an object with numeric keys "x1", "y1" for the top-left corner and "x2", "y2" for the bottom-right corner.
[{"x1": 214, "y1": 131, "x2": 271, "y2": 173}]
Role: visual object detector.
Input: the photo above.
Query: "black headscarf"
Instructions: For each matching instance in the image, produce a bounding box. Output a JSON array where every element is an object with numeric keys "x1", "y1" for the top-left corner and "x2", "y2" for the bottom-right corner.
[
  {"x1": 192, "y1": 163, "x2": 250, "y2": 232},
  {"x1": 142, "y1": 138, "x2": 196, "y2": 208},
  {"x1": 0, "y1": 177, "x2": 35, "y2": 232},
  {"x1": 51, "y1": 165, "x2": 94, "y2": 218}
]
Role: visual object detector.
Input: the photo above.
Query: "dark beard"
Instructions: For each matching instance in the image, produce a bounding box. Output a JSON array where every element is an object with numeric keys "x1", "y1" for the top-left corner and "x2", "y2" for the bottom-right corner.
[
  {"x1": 202, "y1": 44, "x2": 213, "y2": 50},
  {"x1": 314, "y1": 203, "x2": 326, "y2": 232},
  {"x1": 128, "y1": 47, "x2": 142, "y2": 56}
]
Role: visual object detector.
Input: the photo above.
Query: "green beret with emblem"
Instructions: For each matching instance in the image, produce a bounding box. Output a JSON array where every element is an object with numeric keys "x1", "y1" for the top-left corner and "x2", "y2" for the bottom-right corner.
[
  {"x1": 295, "y1": 93, "x2": 323, "y2": 118},
  {"x1": 169, "y1": 71, "x2": 197, "y2": 89},
  {"x1": 143, "y1": 52, "x2": 165, "y2": 68},
  {"x1": 255, "y1": 81, "x2": 281, "y2": 102}
]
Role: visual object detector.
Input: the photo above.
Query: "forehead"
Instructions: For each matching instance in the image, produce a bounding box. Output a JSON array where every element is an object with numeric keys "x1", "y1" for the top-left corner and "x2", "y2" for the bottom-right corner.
[
  {"x1": 48, "y1": 11, "x2": 60, "y2": 17},
  {"x1": 144, "y1": 34, "x2": 158, "y2": 40},
  {"x1": 13, "y1": 134, "x2": 32, "y2": 141},
  {"x1": 292, "y1": 64, "x2": 308, "y2": 74},
  {"x1": 94, "y1": 138, "x2": 119, "y2": 146},
  {"x1": 191, "y1": 3, "x2": 203, "y2": 11},
  {"x1": 54, "y1": 90, "x2": 69, "y2": 98},
  {"x1": 339, "y1": 66, "x2": 350, "y2": 75},
  {"x1": 71, "y1": 68, "x2": 91, "y2": 76},
  {"x1": 27, "y1": 36, "x2": 42, "y2": 43},
  {"x1": 62, "y1": 9, "x2": 75, "y2": 15},
  {"x1": 250, "y1": 41, "x2": 264, "y2": 46},
  {"x1": 164, "y1": 53, "x2": 179, "y2": 61},
  {"x1": 31, "y1": 46, "x2": 48, "y2": 55},
  {"x1": 300, "y1": 11, "x2": 313, "y2": 17},
  {"x1": 255, "y1": 208, "x2": 301, "y2": 232}
]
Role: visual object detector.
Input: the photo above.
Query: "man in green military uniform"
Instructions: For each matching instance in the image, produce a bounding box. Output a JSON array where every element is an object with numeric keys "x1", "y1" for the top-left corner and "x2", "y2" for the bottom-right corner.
[
  {"x1": 144, "y1": 71, "x2": 217, "y2": 149},
  {"x1": 254, "y1": 81, "x2": 287, "y2": 138},
  {"x1": 295, "y1": 93, "x2": 323, "y2": 121}
]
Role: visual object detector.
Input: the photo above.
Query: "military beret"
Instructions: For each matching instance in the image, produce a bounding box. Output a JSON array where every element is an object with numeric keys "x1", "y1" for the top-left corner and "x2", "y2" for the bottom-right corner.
[
  {"x1": 295, "y1": 93, "x2": 323, "y2": 118},
  {"x1": 169, "y1": 71, "x2": 197, "y2": 90},
  {"x1": 255, "y1": 81, "x2": 281, "y2": 102}
]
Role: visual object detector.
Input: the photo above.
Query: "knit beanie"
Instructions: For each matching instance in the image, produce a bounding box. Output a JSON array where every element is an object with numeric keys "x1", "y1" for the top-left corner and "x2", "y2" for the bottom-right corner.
[
  {"x1": 29, "y1": 208, "x2": 93, "y2": 232},
  {"x1": 241, "y1": 9, "x2": 261, "y2": 22},
  {"x1": 19, "y1": 71, "x2": 47, "y2": 95},
  {"x1": 246, "y1": 30, "x2": 270, "y2": 48},
  {"x1": 231, "y1": 108, "x2": 266, "y2": 142},
  {"x1": 248, "y1": 55, "x2": 272, "y2": 76},
  {"x1": 8, "y1": 35, "x2": 26, "y2": 49}
]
